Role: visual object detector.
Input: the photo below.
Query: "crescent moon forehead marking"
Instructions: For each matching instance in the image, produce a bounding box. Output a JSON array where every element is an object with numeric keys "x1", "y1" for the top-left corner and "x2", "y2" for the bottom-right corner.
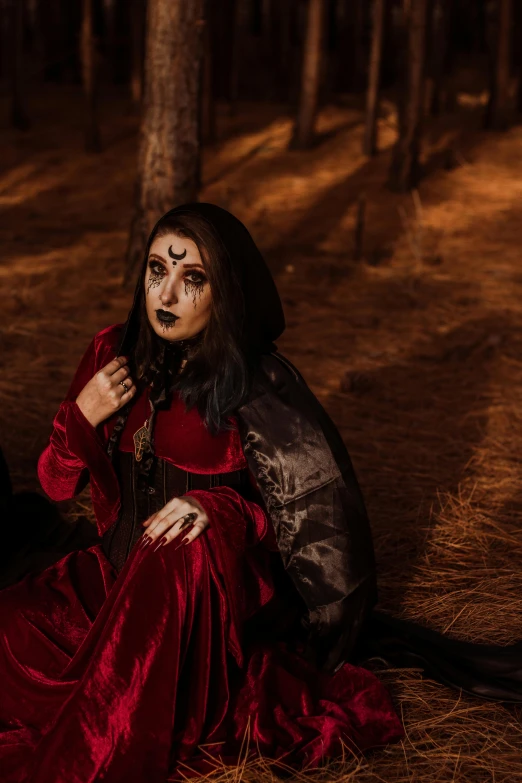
[{"x1": 168, "y1": 246, "x2": 187, "y2": 261}]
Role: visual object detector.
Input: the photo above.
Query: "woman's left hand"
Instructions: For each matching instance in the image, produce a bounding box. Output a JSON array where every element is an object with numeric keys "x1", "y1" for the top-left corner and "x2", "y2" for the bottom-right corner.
[{"x1": 139, "y1": 496, "x2": 209, "y2": 551}]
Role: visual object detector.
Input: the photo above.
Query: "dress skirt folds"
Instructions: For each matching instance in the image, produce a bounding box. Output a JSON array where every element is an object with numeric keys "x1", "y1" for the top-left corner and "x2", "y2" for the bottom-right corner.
[
  {"x1": 0, "y1": 325, "x2": 404, "y2": 782},
  {"x1": 0, "y1": 510, "x2": 403, "y2": 783}
]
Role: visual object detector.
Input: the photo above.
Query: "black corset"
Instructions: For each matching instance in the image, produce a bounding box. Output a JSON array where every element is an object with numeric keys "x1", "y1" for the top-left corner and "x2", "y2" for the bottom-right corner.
[{"x1": 101, "y1": 450, "x2": 251, "y2": 573}]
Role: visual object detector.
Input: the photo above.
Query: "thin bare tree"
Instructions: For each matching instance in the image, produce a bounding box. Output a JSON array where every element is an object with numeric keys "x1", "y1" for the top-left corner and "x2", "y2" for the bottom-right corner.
[
  {"x1": 130, "y1": 0, "x2": 145, "y2": 107},
  {"x1": 517, "y1": 0, "x2": 522, "y2": 113},
  {"x1": 388, "y1": 0, "x2": 429, "y2": 191},
  {"x1": 102, "y1": 0, "x2": 117, "y2": 81},
  {"x1": 80, "y1": 0, "x2": 102, "y2": 152},
  {"x1": 290, "y1": 0, "x2": 325, "y2": 149},
  {"x1": 10, "y1": 0, "x2": 30, "y2": 129},
  {"x1": 485, "y1": 0, "x2": 513, "y2": 130},
  {"x1": 125, "y1": 0, "x2": 206, "y2": 283},
  {"x1": 228, "y1": 0, "x2": 242, "y2": 110},
  {"x1": 364, "y1": 0, "x2": 386, "y2": 156},
  {"x1": 201, "y1": 0, "x2": 216, "y2": 143},
  {"x1": 427, "y1": 0, "x2": 454, "y2": 115}
]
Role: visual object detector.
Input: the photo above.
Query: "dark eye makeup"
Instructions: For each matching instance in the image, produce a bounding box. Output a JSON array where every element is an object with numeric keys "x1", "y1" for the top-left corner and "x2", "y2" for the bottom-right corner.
[{"x1": 146, "y1": 262, "x2": 208, "y2": 299}]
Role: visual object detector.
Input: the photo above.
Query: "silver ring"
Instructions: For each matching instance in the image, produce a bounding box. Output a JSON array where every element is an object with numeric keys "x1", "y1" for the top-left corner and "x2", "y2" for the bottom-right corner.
[{"x1": 119, "y1": 380, "x2": 129, "y2": 392}]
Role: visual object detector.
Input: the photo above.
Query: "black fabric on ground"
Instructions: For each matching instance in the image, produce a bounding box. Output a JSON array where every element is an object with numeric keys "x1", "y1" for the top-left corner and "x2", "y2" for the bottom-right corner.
[{"x1": 358, "y1": 610, "x2": 522, "y2": 704}]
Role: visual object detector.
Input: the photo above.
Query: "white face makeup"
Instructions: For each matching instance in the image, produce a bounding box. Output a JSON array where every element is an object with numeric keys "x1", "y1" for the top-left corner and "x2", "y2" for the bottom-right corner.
[{"x1": 144, "y1": 232, "x2": 212, "y2": 342}]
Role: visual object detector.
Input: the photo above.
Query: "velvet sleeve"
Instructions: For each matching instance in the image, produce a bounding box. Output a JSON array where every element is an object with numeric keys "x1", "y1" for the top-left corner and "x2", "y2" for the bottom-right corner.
[{"x1": 37, "y1": 327, "x2": 121, "y2": 506}]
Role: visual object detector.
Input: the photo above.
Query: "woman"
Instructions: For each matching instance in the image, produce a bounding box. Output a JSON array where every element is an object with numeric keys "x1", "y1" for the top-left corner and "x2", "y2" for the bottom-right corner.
[{"x1": 0, "y1": 204, "x2": 404, "y2": 783}]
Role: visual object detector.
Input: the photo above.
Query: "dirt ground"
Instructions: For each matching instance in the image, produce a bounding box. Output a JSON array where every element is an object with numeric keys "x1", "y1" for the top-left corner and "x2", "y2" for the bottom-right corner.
[{"x1": 2, "y1": 82, "x2": 522, "y2": 781}]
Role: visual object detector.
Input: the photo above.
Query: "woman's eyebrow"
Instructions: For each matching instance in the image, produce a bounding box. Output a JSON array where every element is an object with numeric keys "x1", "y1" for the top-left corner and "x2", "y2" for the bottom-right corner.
[
  {"x1": 148, "y1": 253, "x2": 167, "y2": 263},
  {"x1": 182, "y1": 263, "x2": 205, "y2": 270}
]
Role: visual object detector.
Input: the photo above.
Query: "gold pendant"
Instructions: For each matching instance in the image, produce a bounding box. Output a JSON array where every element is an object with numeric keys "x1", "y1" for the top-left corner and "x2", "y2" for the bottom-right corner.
[{"x1": 133, "y1": 422, "x2": 150, "y2": 462}]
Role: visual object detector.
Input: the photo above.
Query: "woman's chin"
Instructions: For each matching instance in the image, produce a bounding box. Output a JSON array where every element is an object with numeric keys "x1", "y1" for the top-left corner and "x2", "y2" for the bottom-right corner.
[
  {"x1": 150, "y1": 321, "x2": 181, "y2": 340},
  {"x1": 149, "y1": 321, "x2": 198, "y2": 343}
]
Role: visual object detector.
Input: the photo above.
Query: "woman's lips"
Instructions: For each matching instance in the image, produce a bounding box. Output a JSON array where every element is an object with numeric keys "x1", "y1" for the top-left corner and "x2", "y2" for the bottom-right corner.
[{"x1": 156, "y1": 309, "x2": 179, "y2": 323}]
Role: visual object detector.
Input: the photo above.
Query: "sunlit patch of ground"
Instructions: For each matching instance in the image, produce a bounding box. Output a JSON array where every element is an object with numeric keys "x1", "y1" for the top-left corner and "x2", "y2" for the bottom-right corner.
[{"x1": 1, "y1": 83, "x2": 522, "y2": 781}]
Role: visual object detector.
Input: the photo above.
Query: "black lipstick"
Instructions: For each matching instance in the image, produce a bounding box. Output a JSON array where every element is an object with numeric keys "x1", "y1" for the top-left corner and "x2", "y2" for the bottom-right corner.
[{"x1": 156, "y1": 309, "x2": 179, "y2": 324}]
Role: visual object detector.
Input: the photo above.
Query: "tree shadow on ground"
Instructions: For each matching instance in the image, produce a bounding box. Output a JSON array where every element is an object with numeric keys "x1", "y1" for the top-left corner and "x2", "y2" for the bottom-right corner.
[{"x1": 320, "y1": 311, "x2": 512, "y2": 614}]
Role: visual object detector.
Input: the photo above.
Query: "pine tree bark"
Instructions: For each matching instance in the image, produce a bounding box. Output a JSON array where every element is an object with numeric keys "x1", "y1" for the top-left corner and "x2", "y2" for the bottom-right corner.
[
  {"x1": 388, "y1": 0, "x2": 429, "y2": 192},
  {"x1": 102, "y1": 0, "x2": 117, "y2": 81},
  {"x1": 336, "y1": 0, "x2": 367, "y2": 93},
  {"x1": 125, "y1": 0, "x2": 205, "y2": 283},
  {"x1": 517, "y1": 0, "x2": 522, "y2": 112},
  {"x1": 485, "y1": 0, "x2": 512, "y2": 130},
  {"x1": 201, "y1": 1, "x2": 216, "y2": 142},
  {"x1": 427, "y1": 0, "x2": 453, "y2": 115},
  {"x1": 290, "y1": 0, "x2": 325, "y2": 150},
  {"x1": 228, "y1": 0, "x2": 242, "y2": 109},
  {"x1": 364, "y1": 0, "x2": 386, "y2": 156},
  {"x1": 80, "y1": 0, "x2": 101, "y2": 152},
  {"x1": 130, "y1": 0, "x2": 145, "y2": 106},
  {"x1": 10, "y1": 0, "x2": 30, "y2": 130}
]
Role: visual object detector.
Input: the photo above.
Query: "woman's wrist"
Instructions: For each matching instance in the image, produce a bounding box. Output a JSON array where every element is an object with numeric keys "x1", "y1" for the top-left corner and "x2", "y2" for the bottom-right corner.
[{"x1": 75, "y1": 398, "x2": 101, "y2": 429}]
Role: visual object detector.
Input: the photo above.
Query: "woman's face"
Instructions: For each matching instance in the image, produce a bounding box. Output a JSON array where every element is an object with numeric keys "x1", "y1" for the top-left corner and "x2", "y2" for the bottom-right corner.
[{"x1": 144, "y1": 232, "x2": 212, "y2": 341}]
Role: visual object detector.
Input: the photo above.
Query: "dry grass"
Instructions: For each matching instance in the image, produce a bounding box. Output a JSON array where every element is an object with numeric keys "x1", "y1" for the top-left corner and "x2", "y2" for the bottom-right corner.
[{"x1": 1, "y1": 83, "x2": 522, "y2": 780}]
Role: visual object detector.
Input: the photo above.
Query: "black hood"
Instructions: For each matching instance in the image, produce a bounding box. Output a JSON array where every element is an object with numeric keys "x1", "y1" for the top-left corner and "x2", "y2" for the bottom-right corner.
[{"x1": 117, "y1": 202, "x2": 285, "y2": 357}]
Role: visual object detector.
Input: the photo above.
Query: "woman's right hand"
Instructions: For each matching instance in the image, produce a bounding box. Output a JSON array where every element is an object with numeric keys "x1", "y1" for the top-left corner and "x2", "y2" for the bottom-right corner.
[{"x1": 75, "y1": 355, "x2": 136, "y2": 428}]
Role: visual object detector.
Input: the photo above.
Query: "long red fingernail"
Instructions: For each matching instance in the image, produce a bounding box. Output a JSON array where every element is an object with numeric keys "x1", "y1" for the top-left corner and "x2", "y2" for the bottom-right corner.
[
  {"x1": 153, "y1": 537, "x2": 167, "y2": 552},
  {"x1": 140, "y1": 536, "x2": 152, "y2": 549}
]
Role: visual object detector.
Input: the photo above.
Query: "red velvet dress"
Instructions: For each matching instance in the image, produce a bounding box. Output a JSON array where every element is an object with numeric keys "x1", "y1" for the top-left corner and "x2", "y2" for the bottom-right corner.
[{"x1": 0, "y1": 325, "x2": 404, "y2": 783}]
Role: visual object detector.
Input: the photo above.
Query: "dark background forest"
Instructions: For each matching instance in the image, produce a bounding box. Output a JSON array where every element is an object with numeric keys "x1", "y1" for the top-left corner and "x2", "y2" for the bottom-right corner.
[{"x1": 2, "y1": 0, "x2": 522, "y2": 780}]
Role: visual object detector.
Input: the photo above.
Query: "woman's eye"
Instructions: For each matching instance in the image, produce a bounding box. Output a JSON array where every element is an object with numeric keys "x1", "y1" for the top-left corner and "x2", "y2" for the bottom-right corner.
[
  {"x1": 149, "y1": 261, "x2": 165, "y2": 276},
  {"x1": 186, "y1": 273, "x2": 206, "y2": 285}
]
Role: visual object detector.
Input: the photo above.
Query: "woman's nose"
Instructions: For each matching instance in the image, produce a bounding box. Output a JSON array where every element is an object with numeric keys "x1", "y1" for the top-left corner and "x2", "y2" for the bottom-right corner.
[{"x1": 159, "y1": 278, "x2": 179, "y2": 306}]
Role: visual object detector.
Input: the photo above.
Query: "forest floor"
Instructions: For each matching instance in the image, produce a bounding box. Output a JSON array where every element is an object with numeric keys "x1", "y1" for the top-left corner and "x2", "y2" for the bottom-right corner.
[{"x1": 2, "y1": 82, "x2": 522, "y2": 781}]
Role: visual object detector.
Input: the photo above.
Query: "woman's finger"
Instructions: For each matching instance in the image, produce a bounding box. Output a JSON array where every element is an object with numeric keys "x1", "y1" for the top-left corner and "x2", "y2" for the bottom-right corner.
[
  {"x1": 112, "y1": 365, "x2": 131, "y2": 384},
  {"x1": 144, "y1": 499, "x2": 191, "y2": 534},
  {"x1": 153, "y1": 519, "x2": 208, "y2": 551},
  {"x1": 147, "y1": 511, "x2": 198, "y2": 543},
  {"x1": 140, "y1": 503, "x2": 196, "y2": 544},
  {"x1": 175, "y1": 519, "x2": 209, "y2": 547},
  {"x1": 176, "y1": 511, "x2": 198, "y2": 530},
  {"x1": 120, "y1": 385, "x2": 136, "y2": 407},
  {"x1": 117, "y1": 377, "x2": 134, "y2": 395},
  {"x1": 140, "y1": 511, "x2": 201, "y2": 547},
  {"x1": 105, "y1": 356, "x2": 128, "y2": 376}
]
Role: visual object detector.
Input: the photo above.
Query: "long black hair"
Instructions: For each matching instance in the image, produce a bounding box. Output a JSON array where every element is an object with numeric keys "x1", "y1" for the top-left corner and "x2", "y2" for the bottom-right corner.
[{"x1": 106, "y1": 204, "x2": 285, "y2": 484}]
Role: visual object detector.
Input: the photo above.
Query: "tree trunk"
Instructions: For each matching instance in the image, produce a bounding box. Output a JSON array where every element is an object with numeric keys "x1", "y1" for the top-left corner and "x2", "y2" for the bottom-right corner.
[
  {"x1": 201, "y1": 0, "x2": 216, "y2": 142},
  {"x1": 427, "y1": 0, "x2": 453, "y2": 115},
  {"x1": 11, "y1": 0, "x2": 30, "y2": 130},
  {"x1": 228, "y1": 0, "x2": 242, "y2": 109},
  {"x1": 516, "y1": 0, "x2": 522, "y2": 112},
  {"x1": 125, "y1": 0, "x2": 205, "y2": 283},
  {"x1": 277, "y1": 0, "x2": 293, "y2": 101},
  {"x1": 130, "y1": 0, "x2": 145, "y2": 106},
  {"x1": 290, "y1": 0, "x2": 325, "y2": 150},
  {"x1": 102, "y1": 0, "x2": 117, "y2": 81},
  {"x1": 364, "y1": 0, "x2": 386, "y2": 156},
  {"x1": 388, "y1": 0, "x2": 429, "y2": 192},
  {"x1": 485, "y1": 0, "x2": 513, "y2": 130},
  {"x1": 80, "y1": 0, "x2": 102, "y2": 152},
  {"x1": 26, "y1": 0, "x2": 45, "y2": 81},
  {"x1": 336, "y1": 0, "x2": 367, "y2": 93}
]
